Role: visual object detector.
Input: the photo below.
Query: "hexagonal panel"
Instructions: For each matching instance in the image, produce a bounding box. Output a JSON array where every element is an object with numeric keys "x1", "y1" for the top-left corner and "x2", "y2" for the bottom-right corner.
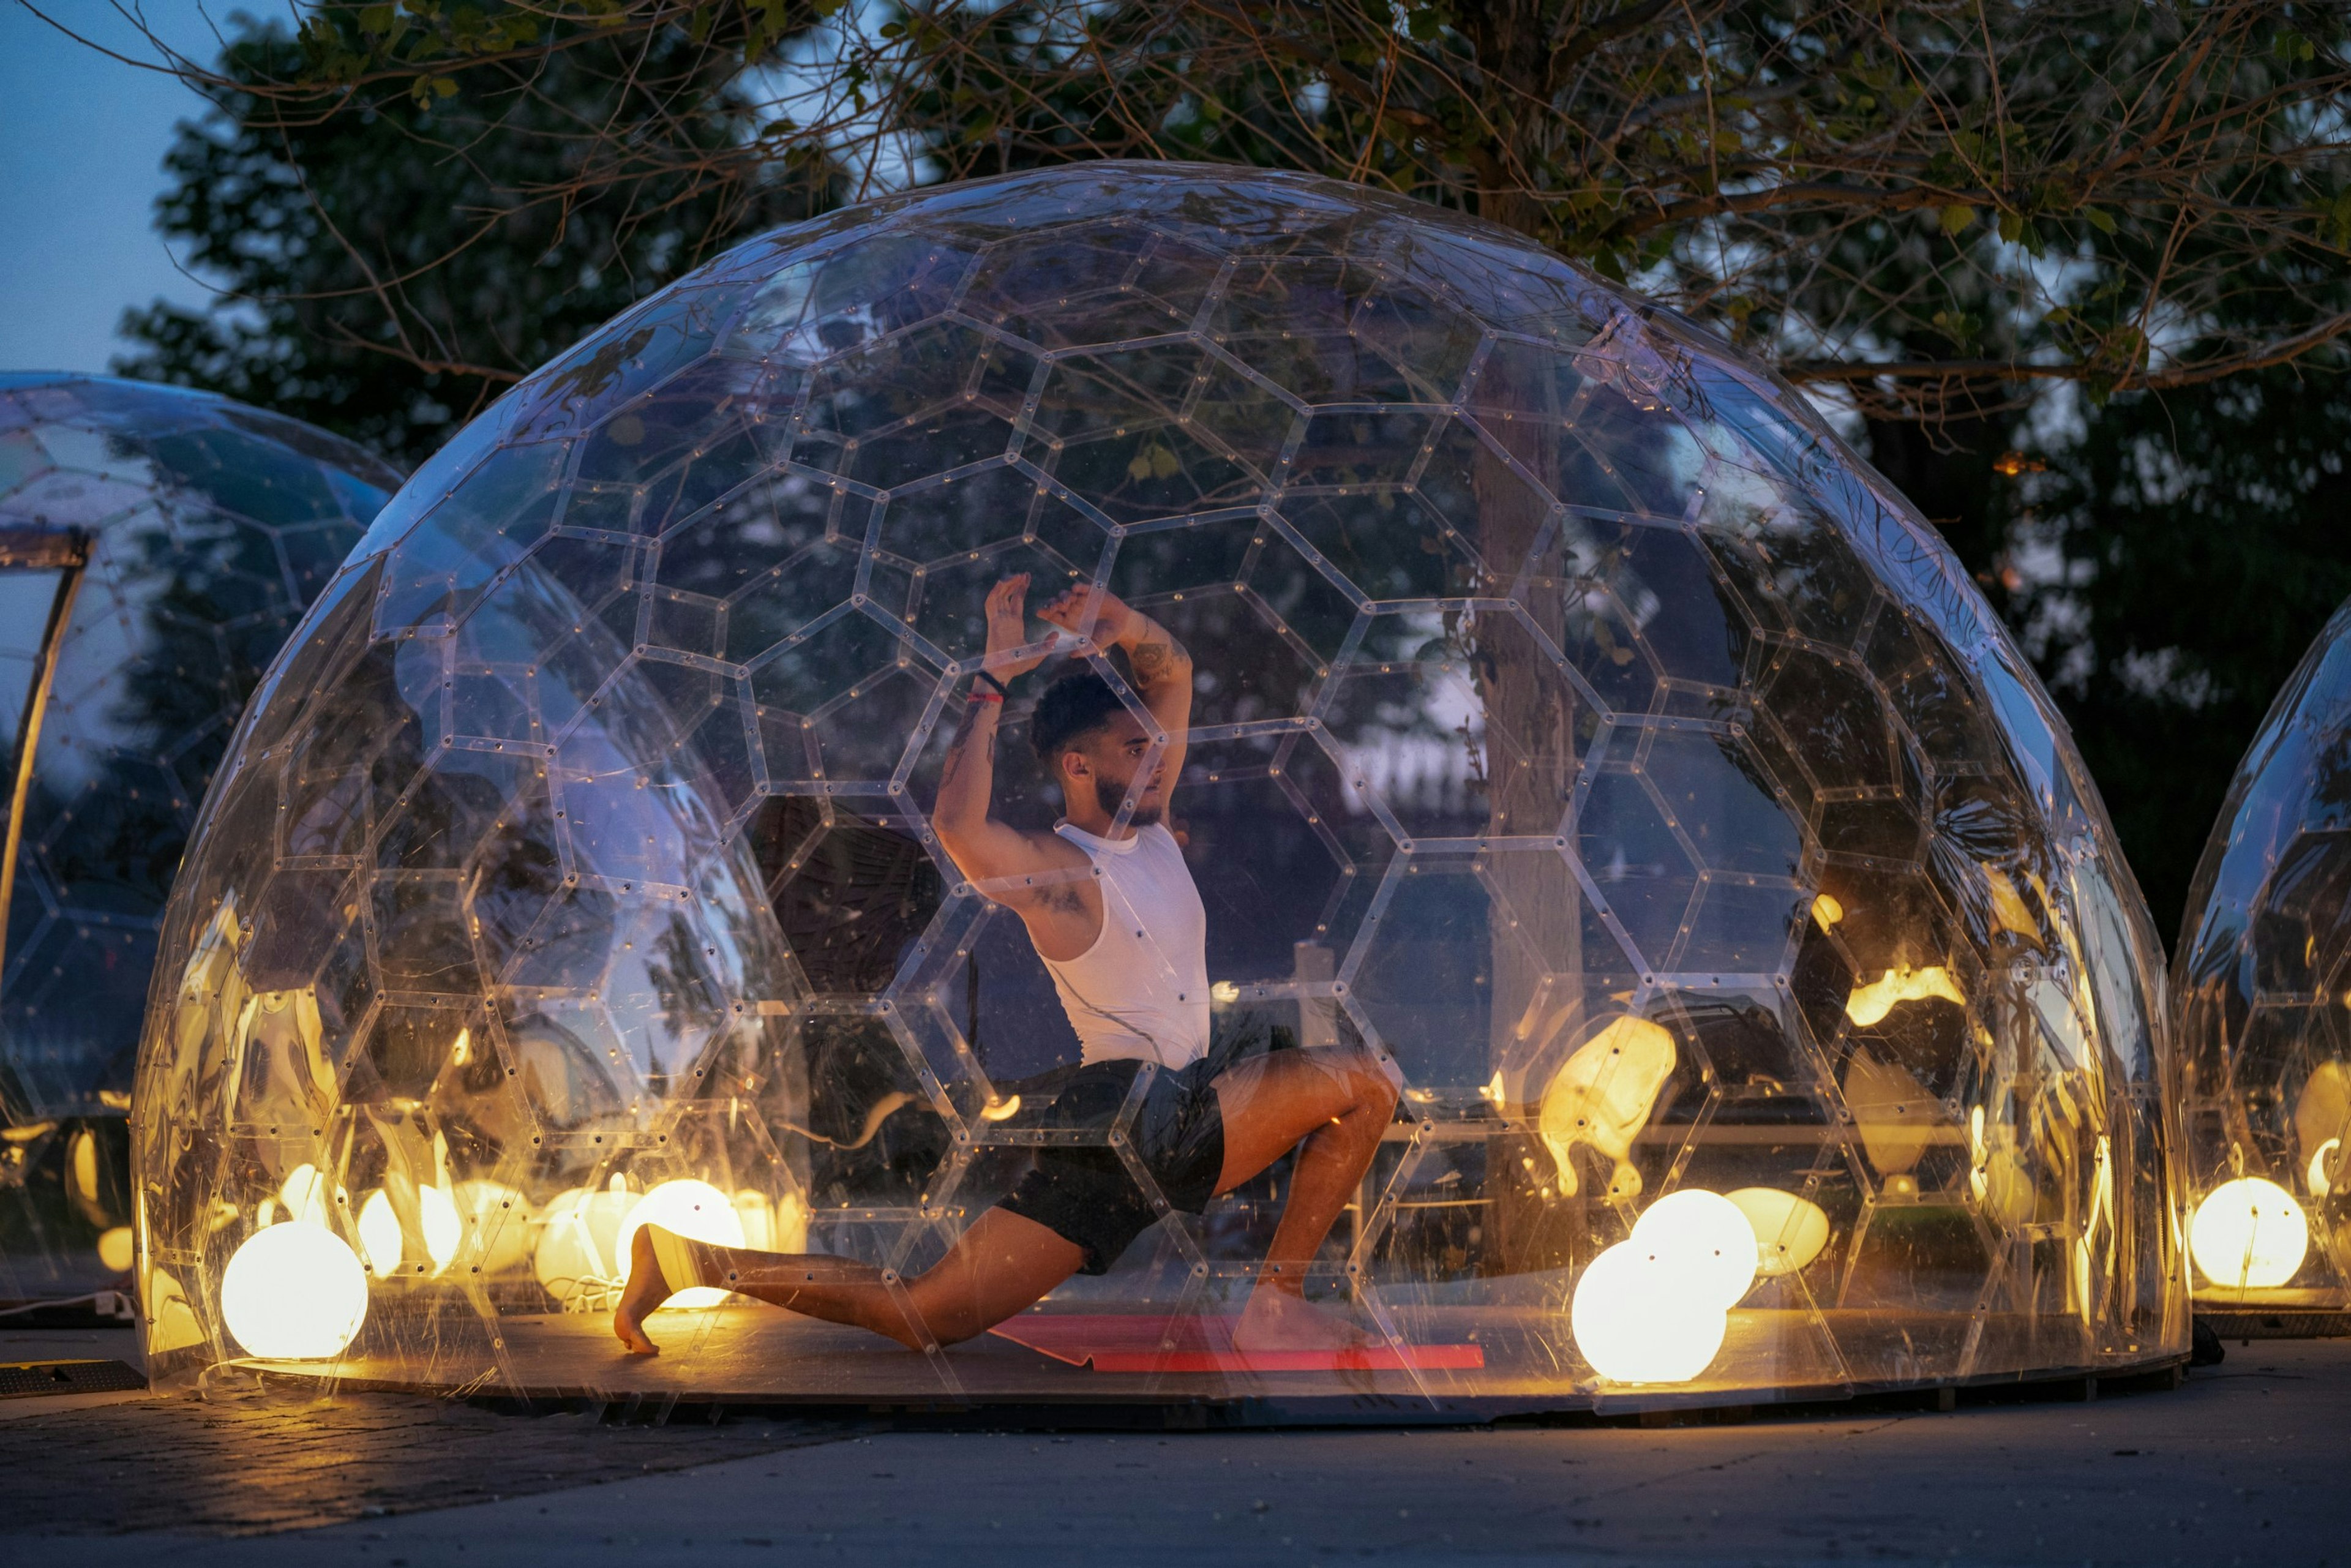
[{"x1": 0, "y1": 375, "x2": 395, "y2": 1303}]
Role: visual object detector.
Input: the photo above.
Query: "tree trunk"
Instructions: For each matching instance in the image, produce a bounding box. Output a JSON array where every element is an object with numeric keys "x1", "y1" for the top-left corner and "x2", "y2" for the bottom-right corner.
[{"x1": 1471, "y1": 351, "x2": 1588, "y2": 1277}]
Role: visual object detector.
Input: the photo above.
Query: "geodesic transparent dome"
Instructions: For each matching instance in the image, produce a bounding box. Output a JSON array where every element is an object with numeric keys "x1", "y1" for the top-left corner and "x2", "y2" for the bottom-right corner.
[
  {"x1": 0, "y1": 373, "x2": 397, "y2": 1307},
  {"x1": 2176, "y1": 597, "x2": 2351, "y2": 1327},
  {"x1": 135, "y1": 163, "x2": 2186, "y2": 1410}
]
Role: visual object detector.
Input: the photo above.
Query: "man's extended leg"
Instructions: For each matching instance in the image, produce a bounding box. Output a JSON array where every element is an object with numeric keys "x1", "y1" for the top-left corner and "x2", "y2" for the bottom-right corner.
[
  {"x1": 615, "y1": 1207, "x2": 1085, "y2": 1355},
  {"x1": 1208, "y1": 1046, "x2": 1401, "y2": 1351}
]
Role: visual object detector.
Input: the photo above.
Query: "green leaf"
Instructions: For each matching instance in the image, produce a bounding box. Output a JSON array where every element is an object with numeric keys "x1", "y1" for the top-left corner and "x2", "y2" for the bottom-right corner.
[
  {"x1": 1997, "y1": 210, "x2": 2023, "y2": 244},
  {"x1": 2320, "y1": 190, "x2": 2351, "y2": 249},
  {"x1": 1939, "y1": 204, "x2": 1974, "y2": 236},
  {"x1": 2083, "y1": 206, "x2": 2116, "y2": 235}
]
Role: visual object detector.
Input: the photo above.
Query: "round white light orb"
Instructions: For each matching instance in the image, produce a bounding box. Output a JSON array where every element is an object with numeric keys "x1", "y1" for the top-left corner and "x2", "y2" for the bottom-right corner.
[
  {"x1": 1632, "y1": 1189, "x2": 1760, "y2": 1308},
  {"x1": 618, "y1": 1179, "x2": 748, "y2": 1309},
  {"x1": 220, "y1": 1221, "x2": 369, "y2": 1360},
  {"x1": 2189, "y1": 1176, "x2": 2309, "y2": 1289},
  {"x1": 1571, "y1": 1241, "x2": 1729, "y2": 1384},
  {"x1": 1725, "y1": 1187, "x2": 1831, "y2": 1278}
]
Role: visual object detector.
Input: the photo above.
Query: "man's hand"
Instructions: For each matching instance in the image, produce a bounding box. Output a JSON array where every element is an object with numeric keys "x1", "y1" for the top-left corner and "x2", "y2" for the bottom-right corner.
[
  {"x1": 1037, "y1": 583, "x2": 1142, "y2": 648},
  {"x1": 983, "y1": 574, "x2": 1052, "y2": 680}
]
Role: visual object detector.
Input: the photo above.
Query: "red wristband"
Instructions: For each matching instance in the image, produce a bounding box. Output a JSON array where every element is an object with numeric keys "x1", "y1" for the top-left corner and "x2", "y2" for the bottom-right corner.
[{"x1": 969, "y1": 691, "x2": 1003, "y2": 705}]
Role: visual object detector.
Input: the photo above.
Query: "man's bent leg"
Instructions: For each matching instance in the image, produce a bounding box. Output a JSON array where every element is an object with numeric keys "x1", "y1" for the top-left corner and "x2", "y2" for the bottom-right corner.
[
  {"x1": 1209, "y1": 1048, "x2": 1401, "y2": 1351},
  {"x1": 615, "y1": 1208, "x2": 1085, "y2": 1355}
]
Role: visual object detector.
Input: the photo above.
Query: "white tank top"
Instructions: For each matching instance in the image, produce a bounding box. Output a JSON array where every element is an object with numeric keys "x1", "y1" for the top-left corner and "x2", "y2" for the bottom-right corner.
[{"x1": 1040, "y1": 822, "x2": 1211, "y2": 1068}]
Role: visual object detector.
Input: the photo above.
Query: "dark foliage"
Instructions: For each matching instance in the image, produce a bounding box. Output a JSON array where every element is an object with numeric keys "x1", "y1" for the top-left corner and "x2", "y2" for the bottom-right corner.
[
  {"x1": 2022, "y1": 358, "x2": 2351, "y2": 937},
  {"x1": 114, "y1": 16, "x2": 836, "y2": 465}
]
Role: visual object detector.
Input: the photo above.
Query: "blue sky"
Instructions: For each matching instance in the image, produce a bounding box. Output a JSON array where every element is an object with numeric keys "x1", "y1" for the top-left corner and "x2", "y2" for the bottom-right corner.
[{"x1": 0, "y1": 2, "x2": 237, "y2": 373}]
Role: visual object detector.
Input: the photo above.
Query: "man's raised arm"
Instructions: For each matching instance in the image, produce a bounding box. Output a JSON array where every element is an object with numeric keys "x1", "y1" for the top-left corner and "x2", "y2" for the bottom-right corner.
[{"x1": 931, "y1": 574, "x2": 1052, "y2": 885}]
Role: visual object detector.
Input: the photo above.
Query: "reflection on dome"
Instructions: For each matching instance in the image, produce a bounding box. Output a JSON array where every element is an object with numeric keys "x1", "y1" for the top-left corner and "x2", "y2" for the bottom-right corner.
[
  {"x1": 0, "y1": 375, "x2": 397, "y2": 1311},
  {"x1": 136, "y1": 164, "x2": 2183, "y2": 1412},
  {"x1": 2177, "y1": 598, "x2": 2351, "y2": 1326}
]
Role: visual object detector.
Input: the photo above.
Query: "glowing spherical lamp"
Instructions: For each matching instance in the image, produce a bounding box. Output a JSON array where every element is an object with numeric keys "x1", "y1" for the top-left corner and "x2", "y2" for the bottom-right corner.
[
  {"x1": 617, "y1": 1180, "x2": 746, "y2": 1309},
  {"x1": 219, "y1": 1222, "x2": 369, "y2": 1360},
  {"x1": 2189, "y1": 1177, "x2": 2309, "y2": 1289},
  {"x1": 1571, "y1": 1241, "x2": 1730, "y2": 1384},
  {"x1": 1632, "y1": 1189, "x2": 1760, "y2": 1308}
]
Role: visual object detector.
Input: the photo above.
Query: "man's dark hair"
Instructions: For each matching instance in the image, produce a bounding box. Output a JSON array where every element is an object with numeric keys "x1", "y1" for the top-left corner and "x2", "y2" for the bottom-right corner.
[{"x1": 1030, "y1": 670, "x2": 1128, "y2": 773}]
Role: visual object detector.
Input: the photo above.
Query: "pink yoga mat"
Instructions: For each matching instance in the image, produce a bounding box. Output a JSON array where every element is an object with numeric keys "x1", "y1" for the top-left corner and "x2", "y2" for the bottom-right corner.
[{"x1": 989, "y1": 1313, "x2": 1485, "y2": 1373}]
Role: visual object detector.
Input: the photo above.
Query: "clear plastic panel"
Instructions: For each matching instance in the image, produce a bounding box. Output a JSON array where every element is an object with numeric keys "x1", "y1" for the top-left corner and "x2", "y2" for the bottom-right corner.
[
  {"x1": 133, "y1": 165, "x2": 2183, "y2": 1411},
  {"x1": 2175, "y1": 597, "x2": 2351, "y2": 1321},
  {"x1": 0, "y1": 376, "x2": 396, "y2": 1310}
]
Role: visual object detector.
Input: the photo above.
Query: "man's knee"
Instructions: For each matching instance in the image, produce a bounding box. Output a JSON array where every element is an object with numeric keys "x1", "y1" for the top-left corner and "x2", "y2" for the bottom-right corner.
[{"x1": 1344, "y1": 1048, "x2": 1402, "y2": 1121}]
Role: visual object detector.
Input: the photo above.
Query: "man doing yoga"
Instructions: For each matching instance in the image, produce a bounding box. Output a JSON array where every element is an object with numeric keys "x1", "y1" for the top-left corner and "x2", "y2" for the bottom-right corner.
[{"x1": 617, "y1": 576, "x2": 1401, "y2": 1356}]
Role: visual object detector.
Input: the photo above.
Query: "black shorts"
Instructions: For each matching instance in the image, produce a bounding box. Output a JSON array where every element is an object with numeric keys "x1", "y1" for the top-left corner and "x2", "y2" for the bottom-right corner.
[{"x1": 997, "y1": 1053, "x2": 1229, "y2": 1275}]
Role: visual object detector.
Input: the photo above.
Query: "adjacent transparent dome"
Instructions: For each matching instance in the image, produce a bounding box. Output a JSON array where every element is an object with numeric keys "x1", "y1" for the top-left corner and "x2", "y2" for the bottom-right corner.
[
  {"x1": 2176, "y1": 598, "x2": 2351, "y2": 1328},
  {"x1": 135, "y1": 164, "x2": 2186, "y2": 1411},
  {"x1": 0, "y1": 373, "x2": 396, "y2": 1308}
]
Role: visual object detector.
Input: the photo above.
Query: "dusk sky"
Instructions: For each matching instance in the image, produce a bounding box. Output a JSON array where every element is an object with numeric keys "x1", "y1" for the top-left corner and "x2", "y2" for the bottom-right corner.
[{"x1": 0, "y1": 2, "x2": 233, "y2": 374}]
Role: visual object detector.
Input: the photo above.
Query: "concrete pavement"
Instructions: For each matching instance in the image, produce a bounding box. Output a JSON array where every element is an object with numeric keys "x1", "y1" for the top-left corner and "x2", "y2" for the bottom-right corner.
[{"x1": 0, "y1": 1328, "x2": 2340, "y2": 1566}]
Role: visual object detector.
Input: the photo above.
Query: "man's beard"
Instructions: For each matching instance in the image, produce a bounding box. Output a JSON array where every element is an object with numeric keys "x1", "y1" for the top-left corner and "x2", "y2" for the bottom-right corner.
[{"x1": 1095, "y1": 773, "x2": 1162, "y2": 827}]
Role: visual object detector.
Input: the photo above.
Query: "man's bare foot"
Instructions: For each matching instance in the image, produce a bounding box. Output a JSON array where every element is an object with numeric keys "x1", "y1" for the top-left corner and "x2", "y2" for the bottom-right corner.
[
  {"x1": 613, "y1": 1223, "x2": 679, "y2": 1356},
  {"x1": 1231, "y1": 1288, "x2": 1366, "y2": 1354}
]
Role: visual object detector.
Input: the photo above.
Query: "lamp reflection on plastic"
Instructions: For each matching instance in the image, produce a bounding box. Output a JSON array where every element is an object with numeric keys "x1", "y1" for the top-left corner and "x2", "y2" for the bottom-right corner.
[
  {"x1": 277, "y1": 1163, "x2": 332, "y2": 1227},
  {"x1": 1967, "y1": 1105, "x2": 2033, "y2": 1225},
  {"x1": 1726, "y1": 1187, "x2": 1830, "y2": 1277},
  {"x1": 1844, "y1": 966, "x2": 1965, "y2": 1028},
  {"x1": 357, "y1": 1185, "x2": 460, "y2": 1278},
  {"x1": 2189, "y1": 1177, "x2": 2309, "y2": 1289},
  {"x1": 617, "y1": 1179, "x2": 744, "y2": 1308},
  {"x1": 2295, "y1": 1063, "x2": 2350, "y2": 1198},
  {"x1": 1539, "y1": 1015, "x2": 1678, "y2": 1198},
  {"x1": 1572, "y1": 1189, "x2": 1758, "y2": 1384},
  {"x1": 220, "y1": 1221, "x2": 369, "y2": 1360},
  {"x1": 97, "y1": 1226, "x2": 134, "y2": 1274},
  {"x1": 2310, "y1": 1138, "x2": 2341, "y2": 1199},
  {"x1": 455, "y1": 1180, "x2": 534, "y2": 1275},
  {"x1": 533, "y1": 1182, "x2": 635, "y2": 1305}
]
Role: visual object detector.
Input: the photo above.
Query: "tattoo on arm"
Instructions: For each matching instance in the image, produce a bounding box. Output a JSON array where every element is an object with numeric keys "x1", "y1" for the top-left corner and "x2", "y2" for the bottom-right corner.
[
  {"x1": 938, "y1": 702, "x2": 992, "y2": 795},
  {"x1": 1128, "y1": 633, "x2": 1187, "y2": 689}
]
